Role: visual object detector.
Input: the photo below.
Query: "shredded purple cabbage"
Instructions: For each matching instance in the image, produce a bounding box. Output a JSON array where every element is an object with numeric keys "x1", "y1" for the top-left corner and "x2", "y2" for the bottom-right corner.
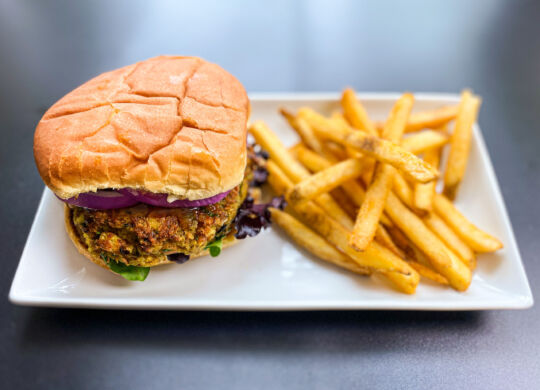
[
  {"x1": 248, "y1": 143, "x2": 270, "y2": 187},
  {"x1": 166, "y1": 253, "x2": 190, "y2": 264},
  {"x1": 234, "y1": 195, "x2": 286, "y2": 239}
]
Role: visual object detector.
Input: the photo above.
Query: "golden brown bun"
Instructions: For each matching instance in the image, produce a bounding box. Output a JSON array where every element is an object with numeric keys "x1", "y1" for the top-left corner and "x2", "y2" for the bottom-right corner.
[
  {"x1": 35, "y1": 56, "x2": 249, "y2": 200},
  {"x1": 64, "y1": 205, "x2": 237, "y2": 274}
]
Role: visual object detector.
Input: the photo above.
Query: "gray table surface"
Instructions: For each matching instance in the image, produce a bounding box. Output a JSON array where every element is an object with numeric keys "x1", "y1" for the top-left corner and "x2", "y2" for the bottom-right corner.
[{"x1": 2, "y1": 1, "x2": 539, "y2": 388}]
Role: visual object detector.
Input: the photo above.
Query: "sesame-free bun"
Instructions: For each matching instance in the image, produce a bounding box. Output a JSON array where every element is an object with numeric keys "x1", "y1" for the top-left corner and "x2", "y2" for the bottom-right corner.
[
  {"x1": 35, "y1": 56, "x2": 249, "y2": 200},
  {"x1": 64, "y1": 205, "x2": 237, "y2": 272}
]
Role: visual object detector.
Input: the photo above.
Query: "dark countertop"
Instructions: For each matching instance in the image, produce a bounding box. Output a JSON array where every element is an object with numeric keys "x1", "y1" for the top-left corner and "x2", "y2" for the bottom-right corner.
[{"x1": 1, "y1": 1, "x2": 539, "y2": 388}]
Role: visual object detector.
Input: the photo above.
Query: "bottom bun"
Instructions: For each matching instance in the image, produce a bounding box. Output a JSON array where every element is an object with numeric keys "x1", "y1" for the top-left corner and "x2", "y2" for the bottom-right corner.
[{"x1": 64, "y1": 205, "x2": 238, "y2": 275}]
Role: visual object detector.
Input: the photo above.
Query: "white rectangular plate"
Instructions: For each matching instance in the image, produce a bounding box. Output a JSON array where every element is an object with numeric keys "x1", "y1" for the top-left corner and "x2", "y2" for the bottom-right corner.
[{"x1": 10, "y1": 93, "x2": 533, "y2": 310}]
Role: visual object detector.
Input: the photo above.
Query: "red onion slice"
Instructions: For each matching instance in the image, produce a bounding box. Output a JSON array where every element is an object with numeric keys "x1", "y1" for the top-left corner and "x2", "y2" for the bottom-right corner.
[
  {"x1": 118, "y1": 189, "x2": 230, "y2": 208},
  {"x1": 57, "y1": 190, "x2": 139, "y2": 210}
]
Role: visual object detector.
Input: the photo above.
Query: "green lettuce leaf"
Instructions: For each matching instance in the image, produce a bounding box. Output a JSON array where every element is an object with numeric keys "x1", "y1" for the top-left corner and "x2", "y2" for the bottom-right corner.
[
  {"x1": 100, "y1": 253, "x2": 150, "y2": 281},
  {"x1": 205, "y1": 236, "x2": 223, "y2": 257}
]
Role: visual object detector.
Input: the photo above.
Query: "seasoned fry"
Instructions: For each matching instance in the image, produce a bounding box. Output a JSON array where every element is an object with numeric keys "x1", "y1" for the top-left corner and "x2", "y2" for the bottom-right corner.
[
  {"x1": 270, "y1": 208, "x2": 370, "y2": 275},
  {"x1": 280, "y1": 108, "x2": 324, "y2": 153},
  {"x1": 296, "y1": 144, "x2": 393, "y2": 227},
  {"x1": 251, "y1": 122, "x2": 354, "y2": 229},
  {"x1": 261, "y1": 90, "x2": 502, "y2": 295},
  {"x1": 288, "y1": 142, "x2": 303, "y2": 157},
  {"x1": 288, "y1": 158, "x2": 364, "y2": 204},
  {"x1": 351, "y1": 164, "x2": 395, "y2": 250},
  {"x1": 375, "y1": 223, "x2": 404, "y2": 257},
  {"x1": 385, "y1": 192, "x2": 472, "y2": 291},
  {"x1": 267, "y1": 160, "x2": 294, "y2": 196},
  {"x1": 331, "y1": 111, "x2": 350, "y2": 129},
  {"x1": 376, "y1": 105, "x2": 459, "y2": 133},
  {"x1": 407, "y1": 261, "x2": 449, "y2": 285},
  {"x1": 393, "y1": 172, "x2": 414, "y2": 209},
  {"x1": 341, "y1": 88, "x2": 378, "y2": 135},
  {"x1": 268, "y1": 158, "x2": 417, "y2": 284},
  {"x1": 443, "y1": 91, "x2": 482, "y2": 199},
  {"x1": 323, "y1": 141, "x2": 348, "y2": 161},
  {"x1": 350, "y1": 94, "x2": 414, "y2": 250},
  {"x1": 250, "y1": 121, "x2": 310, "y2": 183},
  {"x1": 433, "y1": 194, "x2": 503, "y2": 252},
  {"x1": 423, "y1": 212, "x2": 476, "y2": 269},
  {"x1": 298, "y1": 108, "x2": 437, "y2": 183},
  {"x1": 330, "y1": 188, "x2": 358, "y2": 219},
  {"x1": 296, "y1": 144, "x2": 332, "y2": 172},
  {"x1": 401, "y1": 130, "x2": 449, "y2": 154},
  {"x1": 414, "y1": 147, "x2": 440, "y2": 213},
  {"x1": 293, "y1": 200, "x2": 418, "y2": 285}
]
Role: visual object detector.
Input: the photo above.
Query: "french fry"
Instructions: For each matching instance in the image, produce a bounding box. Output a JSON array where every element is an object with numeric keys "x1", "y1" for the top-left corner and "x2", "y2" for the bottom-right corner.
[
  {"x1": 433, "y1": 194, "x2": 503, "y2": 252},
  {"x1": 323, "y1": 141, "x2": 349, "y2": 161},
  {"x1": 330, "y1": 188, "x2": 358, "y2": 219},
  {"x1": 267, "y1": 160, "x2": 294, "y2": 196},
  {"x1": 267, "y1": 159, "x2": 419, "y2": 293},
  {"x1": 296, "y1": 144, "x2": 393, "y2": 227},
  {"x1": 423, "y1": 212, "x2": 476, "y2": 269},
  {"x1": 381, "y1": 269, "x2": 420, "y2": 294},
  {"x1": 407, "y1": 261, "x2": 449, "y2": 285},
  {"x1": 280, "y1": 108, "x2": 324, "y2": 153},
  {"x1": 341, "y1": 88, "x2": 378, "y2": 135},
  {"x1": 405, "y1": 105, "x2": 459, "y2": 132},
  {"x1": 288, "y1": 142, "x2": 303, "y2": 157},
  {"x1": 443, "y1": 91, "x2": 482, "y2": 199},
  {"x1": 296, "y1": 144, "x2": 332, "y2": 172},
  {"x1": 331, "y1": 111, "x2": 350, "y2": 129},
  {"x1": 250, "y1": 121, "x2": 310, "y2": 183},
  {"x1": 401, "y1": 130, "x2": 449, "y2": 155},
  {"x1": 393, "y1": 172, "x2": 414, "y2": 209},
  {"x1": 293, "y1": 200, "x2": 419, "y2": 286},
  {"x1": 376, "y1": 105, "x2": 459, "y2": 133},
  {"x1": 250, "y1": 121, "x2": 354, "y2": 229},
  {"x1": 350, "y1": 93, "x2": 414, "y2": 250},
  {"x1": 288, "y1": 158, "x2": 364, "y2": 204},
  {"x1": 298, "y1": 108, "x2": 437, "y2": 183},
  {"x1": 375, "y1": 223, "x2": 404, "y2": 257},
  {"x1": 385, "y1": 192, "x2": 472, "y2": 291},
  {"x1": 414, "y1": 146, "x2": 440, "y2": 213},
  {"x1": 270, "y1": 208, "x2": 371, "y2": 276}
]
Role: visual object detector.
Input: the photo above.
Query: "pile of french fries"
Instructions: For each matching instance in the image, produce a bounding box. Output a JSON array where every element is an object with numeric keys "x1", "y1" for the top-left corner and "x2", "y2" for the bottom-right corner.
[{"x1": 249, "y1": 88, "x2": 503, "y2": 294}]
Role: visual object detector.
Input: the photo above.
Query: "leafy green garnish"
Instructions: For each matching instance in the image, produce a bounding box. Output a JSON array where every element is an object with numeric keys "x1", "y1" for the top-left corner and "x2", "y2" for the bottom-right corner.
[
  {"x1": 100, "y1": 253, "x2": 150, "y2": 281},
  {"x1": 205, "y1": 236, "x2": 223, "y2": 257}
]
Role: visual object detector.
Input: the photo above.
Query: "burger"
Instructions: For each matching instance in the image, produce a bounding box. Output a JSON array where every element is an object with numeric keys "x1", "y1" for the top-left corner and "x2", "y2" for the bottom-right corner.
[{"x1": 34, "y1": 56, "x2": 283, "y2": 281}]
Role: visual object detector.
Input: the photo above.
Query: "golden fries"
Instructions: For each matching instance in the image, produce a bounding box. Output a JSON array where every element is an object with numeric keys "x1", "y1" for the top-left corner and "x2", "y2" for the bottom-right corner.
[
  {"x1": 350, "y1": 94, "x2": 414, "y2": 251},
  {"x1": 250, "y1": 121, "x2": 310, "y2": 183},
  {"x1": 288, "y1": 158, "x2": 364, "y2": 204},
  {"x1": 407, "y1": 261, "x2": 449, "y2": 285},
  {"x1": 443, "y1": 90, "x2": 482, "y2": 199},
  {"x1": 423, "y1": 212, "x2": 476, "y2": 269},
  {"x1": 393, "y1": 172, "x2": 414, "y2": 209},
  {"x1": 433, "y1": 194, "x2": 503, "y2": 252},
  {"x1": 385, "y1": 192, "x2": 472, "y2": 291},
  {"x1": 256, "y1": 87, "x2": 501, "y2": 295},
  {"x1": 270, "y1": 208, "x2": 371, "y2": 276},
  {"x1": 298, "y1": 107, "x2": 438, "y2": 183},
  {"x1": 401, "y1": 130, "x2": 449, "y2": 154},
  {"x1": 341, "y1": 88, "x2": 378, "y2": 135},
  {"x1": 280, "y1": 108, "x2": 324, "y2": 153},
  {"x1": 267, "y1": 156, "x2": 419, "y2": 293},
  {"x1": 413, "y1": 146, "x2": 440, "y2": 213},
  {"x1": 376, "y1": 105, "x2": 459, "y2": 133},
  {"x1": 250, "y1": 121, "x2": 353, "y2": 229}
]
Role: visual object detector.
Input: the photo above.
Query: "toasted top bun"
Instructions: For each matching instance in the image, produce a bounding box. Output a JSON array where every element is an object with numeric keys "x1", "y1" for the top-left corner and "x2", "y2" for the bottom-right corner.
[{"x1": 35, "y1": 56, "x2": 249, "y2": 200}]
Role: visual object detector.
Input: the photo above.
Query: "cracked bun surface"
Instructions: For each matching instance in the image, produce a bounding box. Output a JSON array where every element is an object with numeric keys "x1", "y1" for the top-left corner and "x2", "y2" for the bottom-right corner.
[{"x1": 34, "y1": 56, "x2": 250, "y2": 200}]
